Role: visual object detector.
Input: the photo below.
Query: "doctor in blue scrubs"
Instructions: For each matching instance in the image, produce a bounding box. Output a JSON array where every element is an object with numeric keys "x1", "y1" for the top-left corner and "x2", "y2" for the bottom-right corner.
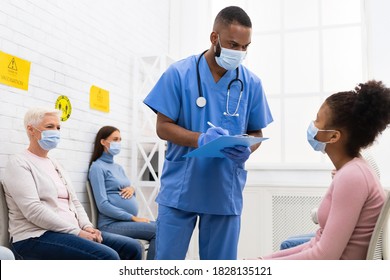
[{"x1": 144, "y1": 6, "x2": 273, "y2": 260}]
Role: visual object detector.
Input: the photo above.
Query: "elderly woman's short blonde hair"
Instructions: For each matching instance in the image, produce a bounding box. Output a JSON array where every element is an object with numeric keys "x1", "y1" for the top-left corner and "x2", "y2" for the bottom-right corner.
[{"x1": 24, "y1": 107, "x2": 61, "y2": 130}]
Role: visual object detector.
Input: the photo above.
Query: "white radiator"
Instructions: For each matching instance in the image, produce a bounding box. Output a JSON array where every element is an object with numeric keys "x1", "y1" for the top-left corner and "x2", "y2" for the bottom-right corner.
[{"x1": 271, "y1": 194, "x2": 323, "y2": 251}]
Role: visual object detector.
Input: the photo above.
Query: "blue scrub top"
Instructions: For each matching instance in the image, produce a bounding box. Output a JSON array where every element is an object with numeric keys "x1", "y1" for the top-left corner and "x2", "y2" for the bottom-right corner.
[{"x1": 144, "y1": 53, "x2": 273, "y2": 215}]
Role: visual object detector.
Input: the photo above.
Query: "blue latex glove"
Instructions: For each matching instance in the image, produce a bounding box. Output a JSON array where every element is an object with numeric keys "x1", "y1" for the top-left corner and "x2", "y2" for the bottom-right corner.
[
  {"x1": 221, "y1": 145, "x2": 251, "y2": 165},
  {"x1": 198, "y1": 127, "x2": 229, "y2": 147}
]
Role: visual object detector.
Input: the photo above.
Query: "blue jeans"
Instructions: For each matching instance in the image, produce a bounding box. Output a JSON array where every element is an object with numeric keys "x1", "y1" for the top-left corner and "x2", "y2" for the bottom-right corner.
[
  {"x1": 280, "y1": 233, "x2": 315, "y2": 250},
  {"x1": 11, "y1": 230, "x2": 142, "y2": 260},
  {"x1": 100, "y1": 221, "x2": 156, "y2": 260}
]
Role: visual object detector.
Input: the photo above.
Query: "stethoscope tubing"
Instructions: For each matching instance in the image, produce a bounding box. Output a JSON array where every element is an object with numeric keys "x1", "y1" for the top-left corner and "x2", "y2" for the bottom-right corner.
[{"x1": 196, "y1": 50, "x2": 244, "y2": 116}]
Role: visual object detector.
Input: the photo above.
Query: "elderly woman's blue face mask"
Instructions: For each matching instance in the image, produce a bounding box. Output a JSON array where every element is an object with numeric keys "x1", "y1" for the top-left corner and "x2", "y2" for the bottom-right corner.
[{"x1": 34, "y1": 127, "x2": 61, "y2": 151}]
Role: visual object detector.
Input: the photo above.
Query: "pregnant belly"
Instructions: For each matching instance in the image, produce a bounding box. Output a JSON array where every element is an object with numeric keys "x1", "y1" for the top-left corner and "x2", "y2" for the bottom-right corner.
[{"x1": 108, "y1": 194, "x2": 139, "y2": 215}]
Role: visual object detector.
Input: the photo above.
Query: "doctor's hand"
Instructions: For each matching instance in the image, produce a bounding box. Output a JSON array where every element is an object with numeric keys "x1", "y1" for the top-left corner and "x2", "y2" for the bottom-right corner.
[
  {"x1": 221, "y1": 145, "x2": 251, "y2": 165},
  {"x1": 198, "y1": 127, "x2": 229, "y2": 147}
]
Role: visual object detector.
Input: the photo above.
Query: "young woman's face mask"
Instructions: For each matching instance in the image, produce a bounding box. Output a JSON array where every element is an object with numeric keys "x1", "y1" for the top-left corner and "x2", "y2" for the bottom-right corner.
[
  {"x1": 108, "y1": 141, "x2": 121, "y2": 156},
  {"x1": 306, "y1": 121, "x2": 335, "y2": 154}
]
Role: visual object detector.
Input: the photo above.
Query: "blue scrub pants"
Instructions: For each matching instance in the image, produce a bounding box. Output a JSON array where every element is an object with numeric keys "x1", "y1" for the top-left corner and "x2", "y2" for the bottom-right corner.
[
  {"x1": 155, "y1": 205, "x2": 241, "y2": 260},
  {"x1": 11, "y1": 230, "x2": 142, "y2": 260}
]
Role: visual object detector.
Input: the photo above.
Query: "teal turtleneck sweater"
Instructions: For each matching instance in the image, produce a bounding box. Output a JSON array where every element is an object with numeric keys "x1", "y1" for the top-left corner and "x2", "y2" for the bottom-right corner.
[{"x1": 88, "y1": 152, "x2": 139, "y2": 227}]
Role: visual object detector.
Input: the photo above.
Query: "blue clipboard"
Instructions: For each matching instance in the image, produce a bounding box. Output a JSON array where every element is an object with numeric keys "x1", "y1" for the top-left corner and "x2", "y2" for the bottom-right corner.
[{"x1": 183, "y1": 135, "x2": 268, "y2": 158}]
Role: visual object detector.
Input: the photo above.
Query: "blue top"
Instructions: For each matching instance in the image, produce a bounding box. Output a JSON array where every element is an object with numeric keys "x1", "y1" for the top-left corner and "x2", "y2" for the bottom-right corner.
[
  {"x1": 143, "y1": 53, "x2": 273, "y2": 215},
  {"x1": 88, "y1": 152, "x2": 139, "y2": 227}
]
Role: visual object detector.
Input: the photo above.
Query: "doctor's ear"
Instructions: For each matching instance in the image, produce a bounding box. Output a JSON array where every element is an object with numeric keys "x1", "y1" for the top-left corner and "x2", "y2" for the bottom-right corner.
[
  {"x1": 210, "y1": 32, "x2": 218, "y2": 45},
  {"x1": 210, "y1": 32, "x2": 221, "y2": 57}
]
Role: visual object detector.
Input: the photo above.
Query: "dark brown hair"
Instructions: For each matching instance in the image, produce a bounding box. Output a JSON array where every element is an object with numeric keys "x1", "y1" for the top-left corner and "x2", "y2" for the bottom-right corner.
[{"x1": 89, "y1": 126, "x2": 119, "y2": 167}]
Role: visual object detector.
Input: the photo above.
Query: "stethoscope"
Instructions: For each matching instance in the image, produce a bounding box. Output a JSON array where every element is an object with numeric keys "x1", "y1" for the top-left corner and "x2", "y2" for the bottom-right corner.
[{"x1": 196, "y1": 50, "x2": 244, "y2": 117}]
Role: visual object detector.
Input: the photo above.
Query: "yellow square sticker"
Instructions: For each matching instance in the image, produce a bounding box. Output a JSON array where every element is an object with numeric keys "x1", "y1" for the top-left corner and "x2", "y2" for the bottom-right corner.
[
  {"x1": 90, "y1": 85, "x2": 110, "y2": 112},
  {"x1": 0, "y1": 51, "x2": 31, "y2": 91}
]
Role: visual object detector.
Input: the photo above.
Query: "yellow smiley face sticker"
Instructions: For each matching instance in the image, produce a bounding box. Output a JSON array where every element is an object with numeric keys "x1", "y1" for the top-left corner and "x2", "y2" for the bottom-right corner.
[{"x1": 55, "y1": 95, "x2": 72, "y2": 121}]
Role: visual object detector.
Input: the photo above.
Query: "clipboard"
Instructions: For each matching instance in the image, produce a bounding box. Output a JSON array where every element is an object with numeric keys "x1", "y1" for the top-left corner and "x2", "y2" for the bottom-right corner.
[{"x1": 183, "y1": 135, "x2": 268, "y2": 158}]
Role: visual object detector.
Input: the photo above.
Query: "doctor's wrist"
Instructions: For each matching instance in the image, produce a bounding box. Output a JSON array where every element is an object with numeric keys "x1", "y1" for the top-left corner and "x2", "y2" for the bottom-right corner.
[{"x1": 197, "y1": 133, "x2": 205, "y2": 147}]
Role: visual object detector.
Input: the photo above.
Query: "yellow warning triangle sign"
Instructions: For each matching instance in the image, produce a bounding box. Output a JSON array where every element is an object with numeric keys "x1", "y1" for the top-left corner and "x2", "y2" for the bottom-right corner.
[{"x1": 8, "y1": 58, "x2": 17, "y2": 71}]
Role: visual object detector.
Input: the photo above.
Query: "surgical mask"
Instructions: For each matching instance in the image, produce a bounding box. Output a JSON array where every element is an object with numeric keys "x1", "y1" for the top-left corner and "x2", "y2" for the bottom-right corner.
[
  {"x1": 35, "y1": 128, "x2": 61, "y2": 151},
  {"x1": 108, "y1": 141, "x2": 121, "y2": 156},
  {"x1": 215, "y1": 36, "x2": 247, "y2": 71},
  {"x1": 306, "y1": 121, "x2": 335, "y2": 154}
]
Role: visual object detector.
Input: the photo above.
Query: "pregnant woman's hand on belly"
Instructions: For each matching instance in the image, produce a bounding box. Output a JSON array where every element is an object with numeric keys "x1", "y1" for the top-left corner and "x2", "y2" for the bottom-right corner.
[{"x1": 120, "y1": 186, "x2": 135, "y2": 199}]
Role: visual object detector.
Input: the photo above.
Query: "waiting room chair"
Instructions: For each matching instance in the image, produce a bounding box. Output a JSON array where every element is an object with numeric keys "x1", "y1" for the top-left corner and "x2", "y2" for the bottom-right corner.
[
  {"x1": 0, "y1": 245, "x2": 14, "y2": 260},
  {"x1": 85, "y1": 181, "x2": 149, "y2": 259},
  {"x1": 0, "y1": 180, "x2": 15, "y2": 260},
  {"x1": 366, "y1": 189, "x2": 390, "y2": 260},
  {"x1": 85, "y1": 180, "x2": 99, "y2": 228},
  {"x1": 384, "y1": 202, "x2": 390, "y2": 260},
  {"x1": 0, "y1": 180, "x2": 10, "y2": 248}
]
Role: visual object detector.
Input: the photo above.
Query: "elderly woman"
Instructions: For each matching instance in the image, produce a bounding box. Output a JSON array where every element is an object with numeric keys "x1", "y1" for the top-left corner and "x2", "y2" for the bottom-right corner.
[{"x1": 3, "y1": 107, "x2": 142, "y2": 260}]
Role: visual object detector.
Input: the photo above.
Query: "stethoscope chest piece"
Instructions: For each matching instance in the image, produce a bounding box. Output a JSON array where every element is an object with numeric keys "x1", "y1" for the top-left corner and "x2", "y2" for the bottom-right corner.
[{"x1": 196, "y1": 96, "x2": 207, "y2": 108}]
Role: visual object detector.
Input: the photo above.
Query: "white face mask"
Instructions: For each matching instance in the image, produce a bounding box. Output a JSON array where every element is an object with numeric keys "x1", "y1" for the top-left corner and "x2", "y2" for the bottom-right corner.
[{"x1": 215, "y1": 35, "x2": 247, "y2": 71}]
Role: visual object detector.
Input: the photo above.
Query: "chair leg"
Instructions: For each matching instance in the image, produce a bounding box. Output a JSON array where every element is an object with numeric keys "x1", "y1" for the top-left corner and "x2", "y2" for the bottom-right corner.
[{"x1": 138, "y1": 239, "x2": 149, "y2": 260}]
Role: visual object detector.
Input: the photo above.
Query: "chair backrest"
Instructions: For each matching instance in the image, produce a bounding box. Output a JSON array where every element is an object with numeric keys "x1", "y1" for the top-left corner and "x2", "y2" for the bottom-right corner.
[
  {"x1": 361, "y1": 149, "x2": 381, "y2": 179},
  {"x1": 383, "y1": 204, "x2": 390, "y2": 260},
  {"x1": 85, "y1": 180, "x2": 98, "y2": 228},
  {"x1": 0, "y1": 181, "x2": 10, "y2": 248},
  {"x1": 366, "y1": 189, "x2": 390, "y2": 260}
]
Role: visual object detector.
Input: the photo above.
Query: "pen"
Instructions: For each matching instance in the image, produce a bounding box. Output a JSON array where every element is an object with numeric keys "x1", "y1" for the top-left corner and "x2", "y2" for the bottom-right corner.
[
  {"x1": 207, "y1": 121, "x2": 216, "y2": 128},
  {"x1": 207, "y1": 121, "x2": 251, "y2": 137}
]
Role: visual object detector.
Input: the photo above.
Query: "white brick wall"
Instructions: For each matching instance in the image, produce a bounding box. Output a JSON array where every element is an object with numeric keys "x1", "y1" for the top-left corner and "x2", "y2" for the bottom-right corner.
[{"x1": 0, "y1": 0, "x2": 171, "y2": 207}]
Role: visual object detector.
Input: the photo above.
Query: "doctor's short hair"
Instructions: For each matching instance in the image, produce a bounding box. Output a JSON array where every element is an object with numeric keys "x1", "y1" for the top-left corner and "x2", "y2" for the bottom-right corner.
[
  {"x1": 24, "y1": 107, "x2": 61, "y2": 130},
  {"x1": 214, "y1": 6, "x2": 252, "y2": 28}
]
